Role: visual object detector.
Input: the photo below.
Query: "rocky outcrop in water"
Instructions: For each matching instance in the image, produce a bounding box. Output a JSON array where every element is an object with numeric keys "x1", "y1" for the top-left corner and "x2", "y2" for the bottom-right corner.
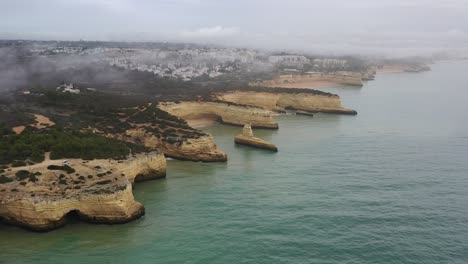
[
  {"x1": 234, "y1": 123, "x2": 278, "y2": 152},
  {"x1": 0, "y1": 152, "x2": 166, "y2": 232}
]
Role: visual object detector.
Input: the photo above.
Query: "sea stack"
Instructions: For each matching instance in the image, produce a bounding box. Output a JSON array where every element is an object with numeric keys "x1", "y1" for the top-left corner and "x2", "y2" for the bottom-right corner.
[{"x1": 234, "y1": 123, "x2": 278, "y2": 152}]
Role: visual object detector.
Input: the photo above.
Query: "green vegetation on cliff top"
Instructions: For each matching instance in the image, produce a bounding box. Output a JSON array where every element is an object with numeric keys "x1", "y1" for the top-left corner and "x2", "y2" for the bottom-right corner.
[{"x1": 0, "y1": 127, "x2": 147, "y2": 165}]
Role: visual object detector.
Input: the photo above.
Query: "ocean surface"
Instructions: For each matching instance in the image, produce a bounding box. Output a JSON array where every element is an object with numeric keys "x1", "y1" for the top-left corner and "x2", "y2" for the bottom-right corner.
[{"x1": 1, "y1": 61, "x2": 468, "y2": 264}]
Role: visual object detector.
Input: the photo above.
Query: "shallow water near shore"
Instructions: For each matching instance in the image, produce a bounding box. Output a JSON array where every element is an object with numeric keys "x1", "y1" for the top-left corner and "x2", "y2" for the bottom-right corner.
[{"x1": 1, "y1": 61, "x2": 468, "y2": 263}]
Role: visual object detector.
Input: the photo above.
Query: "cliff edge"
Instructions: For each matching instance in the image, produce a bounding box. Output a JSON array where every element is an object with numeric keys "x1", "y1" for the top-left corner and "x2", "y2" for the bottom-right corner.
[
  {"x1": 159, "y1": 101, "x2": 279, "y2": 129},
  {"x1": 216, "y1": 90, "x2": 357, "y2": 115}
]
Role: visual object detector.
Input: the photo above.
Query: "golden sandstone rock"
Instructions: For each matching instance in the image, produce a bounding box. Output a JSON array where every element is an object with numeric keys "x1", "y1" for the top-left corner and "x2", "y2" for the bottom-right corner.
[
  {"x1": 0, "y1": 152, "x2": 166, "y2": 231},
  {"x1": 159, "y1": 101, "x2": 279, "y2": 129},
  {"x1": 234, "y1": 123, "x2": 278, "y2": 152},
  {"x1": 252, "y1": 72, "x2": 364, "y2": 88},
  {"x1": 216, "y1": 91, "x2": 357, "y2": 115},
  {"x1": 118, "y1": 127, "x2": 227, "y2": 162}
]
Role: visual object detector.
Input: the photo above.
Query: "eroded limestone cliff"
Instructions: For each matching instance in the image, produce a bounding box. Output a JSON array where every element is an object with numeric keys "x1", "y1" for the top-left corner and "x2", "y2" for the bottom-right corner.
[
  {"x1": 121, "y1": 128, "x2": 227, "y2": 162},
  {"x1": 253, "y1": 72, "x2": 363, "y2": 88},
  {"x1": 216, "y1": 90, "x2": 357, "y2": 115},
  {"x1": 0, "y1": 152, "x2": 166, "y2": 231}
]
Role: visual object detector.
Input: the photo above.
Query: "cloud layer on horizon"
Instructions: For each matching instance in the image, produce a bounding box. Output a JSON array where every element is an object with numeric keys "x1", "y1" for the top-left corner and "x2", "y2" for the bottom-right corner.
[{"x1": 1, "y1": 0, "x2": 468, "y2": 55}]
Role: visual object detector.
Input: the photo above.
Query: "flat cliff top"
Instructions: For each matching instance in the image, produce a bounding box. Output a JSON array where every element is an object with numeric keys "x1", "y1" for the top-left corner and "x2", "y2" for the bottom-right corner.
[
  {"x1": 232, "y1": 86, "x2": 339, "y2": 97},
  {"x1": 0, "y1": 153, "x2": 156, "y2": 203}
]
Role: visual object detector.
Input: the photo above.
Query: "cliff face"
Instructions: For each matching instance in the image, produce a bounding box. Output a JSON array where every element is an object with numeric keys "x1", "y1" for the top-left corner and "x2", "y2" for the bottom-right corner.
[
  {"x1": 0, "y1": 183, "x2": 143, "y2": 231},
  {"x1": 159, "y1": 102, "x2": 279, "y2": 129},
  {"x1": 120, "y1": 152, "x2": 167, "y2": 182},
  {"x1": 254, "y1": 72, "x2": 363, "y2": 88},
  {"x1": 216, "y1": 91, "x2": 357, "y2": 115},
  {"x1": 122, "y1": 128, "x2": 227, "y2": 162},
  {"x1": 0, "y1": 152, "x2": 166, "y2": 231}
]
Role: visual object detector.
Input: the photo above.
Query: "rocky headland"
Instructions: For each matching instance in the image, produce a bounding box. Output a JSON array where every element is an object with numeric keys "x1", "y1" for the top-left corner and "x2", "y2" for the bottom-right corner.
[
  {"x1": 215, "y1": 89, "x2": 357, "y2": 115},
  {"x1": 377, "y1": 64, "x2": 431, "y2": 74},
  {"x1": 159, "y1": 101, "x2": 279, "y2": 129},
  {"x1": 0, "y1": 152, "x2": 166, "y2": 232},
  {"x1": 234, "y1": 124, "x2": 278, "y2": 152},
  {"x1": 120, "y1": 128, "x2": 227, "y2": 162},
  {"x1": 252, "y1": 72, "x2": 363, "y2": 88}
]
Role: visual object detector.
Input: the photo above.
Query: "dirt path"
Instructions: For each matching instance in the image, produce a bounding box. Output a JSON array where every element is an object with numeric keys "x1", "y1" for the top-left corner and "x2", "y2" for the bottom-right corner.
[{"x1": 8, "y1": 152, "x2": 61, "y2": 174}]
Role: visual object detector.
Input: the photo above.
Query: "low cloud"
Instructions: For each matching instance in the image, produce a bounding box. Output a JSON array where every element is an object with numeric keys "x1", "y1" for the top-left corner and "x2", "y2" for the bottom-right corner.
[{"x1": 180, "y1": 26, "x2": 240, "y2": 39}]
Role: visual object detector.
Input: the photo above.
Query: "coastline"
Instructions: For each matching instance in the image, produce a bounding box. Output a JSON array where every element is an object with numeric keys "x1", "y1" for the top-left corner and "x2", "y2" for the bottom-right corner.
[{"x1": 261, "y1": 80, "x2": 339, "y2": 89}]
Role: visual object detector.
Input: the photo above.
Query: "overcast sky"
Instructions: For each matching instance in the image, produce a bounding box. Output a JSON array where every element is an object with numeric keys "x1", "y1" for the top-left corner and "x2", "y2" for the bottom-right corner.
[{"x1": 1, "y1": 0, "x2": 468, "y2": 55}]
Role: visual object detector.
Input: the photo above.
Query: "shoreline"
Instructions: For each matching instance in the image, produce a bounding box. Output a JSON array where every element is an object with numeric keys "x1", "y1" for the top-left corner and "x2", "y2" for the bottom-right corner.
[
  {"x1": 186, "y1": 118, "x2": 218, "y2": 128},
  {"x1": 376, "y1": 65, "x2": 406, "y2": 74}
]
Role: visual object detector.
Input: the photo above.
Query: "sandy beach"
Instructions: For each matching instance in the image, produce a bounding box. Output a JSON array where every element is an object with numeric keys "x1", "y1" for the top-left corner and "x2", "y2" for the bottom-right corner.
[{"x1": 186, "y1": 118, "x2": 218, "y2": 128}]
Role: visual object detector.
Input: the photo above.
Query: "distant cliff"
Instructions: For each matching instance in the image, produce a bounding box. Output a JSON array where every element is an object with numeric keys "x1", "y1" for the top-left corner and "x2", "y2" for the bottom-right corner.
[
  {"x1": 216, "y1": 90, "x2": 357, "y2": 115},
  {"x1": 253, "y1": 72, "x2": 363, "y2": 88}
]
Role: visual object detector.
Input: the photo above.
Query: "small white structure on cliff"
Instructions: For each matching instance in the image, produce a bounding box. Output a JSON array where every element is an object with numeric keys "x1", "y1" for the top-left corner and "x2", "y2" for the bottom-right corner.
[{"x1": 56, "y1": 83, "x2": 80, "y2": 94}]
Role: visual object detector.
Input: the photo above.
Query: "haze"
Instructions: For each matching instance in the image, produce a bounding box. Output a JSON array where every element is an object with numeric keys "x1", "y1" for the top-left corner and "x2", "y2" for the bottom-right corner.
[{"x1": 1, "y1": 0, "x2": 468, "y2": 55}]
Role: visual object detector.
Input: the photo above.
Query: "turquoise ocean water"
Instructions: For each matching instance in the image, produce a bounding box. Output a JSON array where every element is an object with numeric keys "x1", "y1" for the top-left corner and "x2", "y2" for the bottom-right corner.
[{"x1": 1, "y1": 61, "x2": 468, "y2": 263}]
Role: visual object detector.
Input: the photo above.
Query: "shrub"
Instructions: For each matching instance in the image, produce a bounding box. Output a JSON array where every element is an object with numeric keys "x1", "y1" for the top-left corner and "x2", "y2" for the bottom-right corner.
[
  {"x1": 96, "y1": 180, "x2": 111, "y2": 185},
  {"x1": 11, "y1": 161, "x2": 27, "y2": 167},
  {"x1": 47, "y1": 165, "x2": 75, "y2": 174},
  {"x1": 0, "y1": 175, "x2": 13, "y2": 184},
  {"x1": 29, "y1": 174, "x2": 38, "y2": 182},
  {"x1": 16, "y1": 170, "x2": 30, "y2": 180}
]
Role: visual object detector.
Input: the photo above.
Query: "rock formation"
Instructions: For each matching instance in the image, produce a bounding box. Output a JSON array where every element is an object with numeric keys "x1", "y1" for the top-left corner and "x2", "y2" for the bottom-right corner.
[
  {"x1": 159, "y1": 101, "x2": 279, "y2": 129},
  {"x1": 362, "y1": 69, "x2": 376, "y2": 80},
  {"x1": 253, "y1": 72, "x2": 363, "y2": 88},
  {"x1": 234, "y1": 123, "x2": 278, "y2": 152},
  {"x1": 216, "y1": 90, "x2": 357, "y2": 115},
  {"x1": 122, "y1": 128, "x2": 227, "y2": 162},
  {"x1": 0, "y1": 152, "x2": 166, "y2": 232}
]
